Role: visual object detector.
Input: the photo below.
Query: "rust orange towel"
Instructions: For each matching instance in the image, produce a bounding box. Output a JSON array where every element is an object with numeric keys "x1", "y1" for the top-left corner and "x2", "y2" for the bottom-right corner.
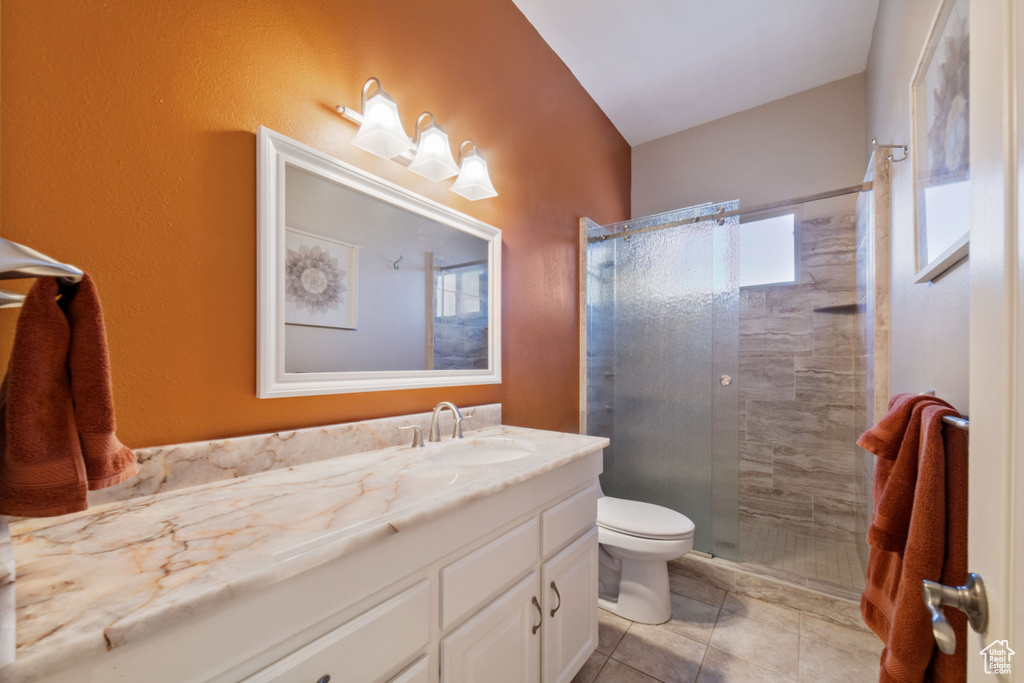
[
  {"x1": 0, "y1": 275, "x2": 137, "y2": 517},
  {"x1": 858, "y1": 393, "x2": 968, "y2": 683}
]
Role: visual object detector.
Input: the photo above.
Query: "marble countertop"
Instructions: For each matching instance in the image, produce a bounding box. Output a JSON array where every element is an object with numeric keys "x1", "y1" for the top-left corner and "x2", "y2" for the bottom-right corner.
[{"x1": 2, "y1": 425, "x2": 608, "y2": 682}]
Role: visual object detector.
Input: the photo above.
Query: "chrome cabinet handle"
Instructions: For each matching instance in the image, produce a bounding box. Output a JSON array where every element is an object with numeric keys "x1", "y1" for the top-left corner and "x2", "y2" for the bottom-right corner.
[
  {"x1": 531, "y1": 596, "x2": 542, "y2": 634},
  {"x1": 921, "y1": 573, "x2": 989, "y2": 655},
  {"x1": 550, "y1": 581, "x2": 561, "y2": 617}
]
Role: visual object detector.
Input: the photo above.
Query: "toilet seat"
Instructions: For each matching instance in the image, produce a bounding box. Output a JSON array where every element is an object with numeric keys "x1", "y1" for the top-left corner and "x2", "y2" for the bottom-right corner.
[{"x1": 597, "y1": 496, "x2": 695, "y2": 540}]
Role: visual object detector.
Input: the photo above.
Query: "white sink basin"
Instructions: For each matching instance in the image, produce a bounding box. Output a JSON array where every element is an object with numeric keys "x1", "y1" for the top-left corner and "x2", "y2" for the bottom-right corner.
[{"x1": 426, "y1": 438, "x2": 536, "y2": 466}]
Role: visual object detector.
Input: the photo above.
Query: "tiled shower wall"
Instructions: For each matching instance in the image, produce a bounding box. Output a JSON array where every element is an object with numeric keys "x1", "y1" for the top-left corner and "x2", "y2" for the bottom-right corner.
[{"x1": 738, "y1": 213, "x2": 860, "y2": 543}]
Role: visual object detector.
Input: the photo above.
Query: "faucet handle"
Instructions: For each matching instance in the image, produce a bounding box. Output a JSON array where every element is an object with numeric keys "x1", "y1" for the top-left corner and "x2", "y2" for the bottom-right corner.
[
  {"x1": 453, "y1": 415, "x2": 473, "y2": 439},
  {"x1": 398, "y1": 425, "x2": 425, "y2": 448}
]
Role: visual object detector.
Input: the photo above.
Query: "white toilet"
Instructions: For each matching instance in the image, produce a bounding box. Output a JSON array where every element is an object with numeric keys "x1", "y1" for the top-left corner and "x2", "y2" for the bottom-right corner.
[{"x1": 596, "y1": 490, "x2": 695, "y2": 624}]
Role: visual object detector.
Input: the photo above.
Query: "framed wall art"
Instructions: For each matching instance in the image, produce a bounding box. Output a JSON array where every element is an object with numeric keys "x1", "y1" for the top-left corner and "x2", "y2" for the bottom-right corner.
[
  {"x1": 283, "y1": 227, "x2": 358, "y2": 329},
  {"x1": 911, "y1": 0, "x2": 969, "y2": 283}
]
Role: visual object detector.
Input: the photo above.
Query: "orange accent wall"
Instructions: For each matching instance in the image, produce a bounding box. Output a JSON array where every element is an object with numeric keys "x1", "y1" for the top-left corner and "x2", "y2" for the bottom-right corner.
[{"x1": 0, "y1": 0, "x2": 630, "y2": 447}]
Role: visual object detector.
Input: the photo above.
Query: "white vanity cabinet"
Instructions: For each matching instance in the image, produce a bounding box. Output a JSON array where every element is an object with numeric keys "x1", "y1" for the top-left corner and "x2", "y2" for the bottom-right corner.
[
  {"x1": 439, "y1": 529, "x2": 599, "y2": 683},
  {"x1": 17, "y1": 447, "x2": 603, "y2": 683},
  {"x1": 439, "y1": 485, "x2": 600, "y2": 683}
]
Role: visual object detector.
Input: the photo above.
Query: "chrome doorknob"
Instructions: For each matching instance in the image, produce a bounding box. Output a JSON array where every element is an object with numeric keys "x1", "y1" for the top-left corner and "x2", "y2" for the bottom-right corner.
[{"x1": 921, "y1": 573, "x2": 988, "y2": 654}]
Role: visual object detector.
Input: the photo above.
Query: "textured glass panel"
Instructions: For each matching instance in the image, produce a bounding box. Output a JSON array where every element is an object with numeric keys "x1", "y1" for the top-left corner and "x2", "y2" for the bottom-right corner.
[
  {"x1": 587, "y1": 202, "x2": 719, "y2": 241},
  {"x1": 586, "y1": 203, "x2": 740, "y2": 557},
  {"x1": 711, "y1": 209, "x2": 740, "y2": 560},
  {"x1": 586, "y1": 238, "x2": 617, "y2": 479}
]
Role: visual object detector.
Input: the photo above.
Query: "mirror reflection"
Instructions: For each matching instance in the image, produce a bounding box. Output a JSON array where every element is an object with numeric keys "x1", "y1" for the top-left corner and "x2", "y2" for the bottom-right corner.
[{"x1": 283, "y1": 165, "x2": 490, "y2": 374}]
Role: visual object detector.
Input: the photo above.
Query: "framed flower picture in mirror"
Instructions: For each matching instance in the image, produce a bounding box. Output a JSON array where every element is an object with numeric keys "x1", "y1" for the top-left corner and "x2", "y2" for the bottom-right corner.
[
  {"x1": 284, "y1": 228, "x2": 358, "y2": 329},
  {"x1": 911, "y1": 0, "x2": 969, "y2": 283}
]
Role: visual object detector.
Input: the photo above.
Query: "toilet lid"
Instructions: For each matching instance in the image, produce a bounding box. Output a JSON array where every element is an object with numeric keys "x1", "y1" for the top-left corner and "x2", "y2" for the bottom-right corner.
[{"x1": 597, "y1": 496, "x2": 695, "y2": 540}]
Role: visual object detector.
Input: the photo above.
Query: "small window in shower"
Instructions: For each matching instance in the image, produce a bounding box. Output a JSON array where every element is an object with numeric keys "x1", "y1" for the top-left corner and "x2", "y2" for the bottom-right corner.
[
  {"x1": 436, "y1": 267, "x2": 485, "y2": 317},
  {"x1": 739, "y1": 213, "x2": 797, "y2": 288}
]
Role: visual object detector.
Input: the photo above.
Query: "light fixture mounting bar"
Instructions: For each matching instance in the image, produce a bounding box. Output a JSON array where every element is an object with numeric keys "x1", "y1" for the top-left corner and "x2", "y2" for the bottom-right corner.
[{"x1": 336, "y1": 106, "x2": 415, "y2": 166}]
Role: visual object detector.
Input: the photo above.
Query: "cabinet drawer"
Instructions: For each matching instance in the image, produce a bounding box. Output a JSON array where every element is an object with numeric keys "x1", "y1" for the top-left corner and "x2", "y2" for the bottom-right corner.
[
  {"x1": 243, "y1": 580, "x2": 430, "y2": 683},
  {"x1": 541, "y1": 484, "x2": 599, "y2": 558},
  {"x1": 441, "y1": 518, "x2": 538, "y2": 630}
]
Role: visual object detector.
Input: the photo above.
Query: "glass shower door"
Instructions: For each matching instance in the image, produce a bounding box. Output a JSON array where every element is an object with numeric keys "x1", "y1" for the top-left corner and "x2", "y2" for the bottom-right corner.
[{"x1": 586, "y1": 203, "x2": 740, "y2": 559}]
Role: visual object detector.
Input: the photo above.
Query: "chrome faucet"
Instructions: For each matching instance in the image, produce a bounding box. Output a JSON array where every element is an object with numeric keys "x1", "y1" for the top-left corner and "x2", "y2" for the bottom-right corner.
[{"x1": 428, "y1": 401, "x2": 469, "y2": 442}]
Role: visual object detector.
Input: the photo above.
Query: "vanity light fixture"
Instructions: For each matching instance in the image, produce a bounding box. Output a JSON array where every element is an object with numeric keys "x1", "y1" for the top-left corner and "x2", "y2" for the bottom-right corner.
[
  {"x1": 407, "y1": 113, "x2": 461, "y2": 182},
  {"x1": 450, "y1": 141, "x2": 498, "y2": 201},
  {"x1": 336, "y1": 78, "x2": 497, "y2": 200},
  {"x1": 348, "y1": 77, "x2": 413, "y2": 159}
]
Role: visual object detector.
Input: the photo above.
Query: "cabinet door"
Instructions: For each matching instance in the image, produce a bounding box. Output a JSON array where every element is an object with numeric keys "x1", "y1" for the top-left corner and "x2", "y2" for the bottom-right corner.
[
  {"x1": 541, "y1": 528, "x2": 599, "y2": 683},
  {"x1": 441, "y1": 572, "x2": 541, "y2": 683}
]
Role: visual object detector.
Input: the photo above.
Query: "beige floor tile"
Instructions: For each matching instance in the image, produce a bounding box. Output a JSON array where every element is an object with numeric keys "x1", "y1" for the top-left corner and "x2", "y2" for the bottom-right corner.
[
  {"x1": 594, "y1": 658, "x2": 661, "y2": 683},
  {"x1": 662, "y1": 592, "x2": 722, "y2": 644},
  {"x1": 800, "y1": 614, "x2": 882, "y2": 658},
  {"x1": 669, "y1": 571, "x2": 727, "y2": 607},
  {"x1": 799, "y1": 636, "x2": 880, "y2": 682},
  {"x1": 721, "y1": 592, "x2": 800, "y2": 632},
  {"x1": 572, "y1": 650, "x2": 609, "y2": 683},
  {"x1": 696, "y1": 646, "x2": 796, "y2": 683},
  {"x1": 612, "y1": 622, "x2": 706, "y2": 683},
  {"x1": 708, "y1": 610, "x2": 799, "y2": 678},
  {"x1": 597, "y1": 609, "x2": 631, "y2": 655}
]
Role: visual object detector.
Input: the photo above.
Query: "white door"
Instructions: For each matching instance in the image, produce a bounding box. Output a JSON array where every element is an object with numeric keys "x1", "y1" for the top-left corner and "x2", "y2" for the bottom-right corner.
[
  {"x1": 440, "y1": 573, "x2": 541, "y2": 683},
  {"x1": 541, "y1": 529, "x2": 599, "y2": 683},
  {"x1": 967, "y1": 1, "x2": 1022, "y2": 680}
]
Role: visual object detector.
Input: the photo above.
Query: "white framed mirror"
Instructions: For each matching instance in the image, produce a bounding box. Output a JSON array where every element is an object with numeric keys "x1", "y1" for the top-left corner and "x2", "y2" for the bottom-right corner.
[{"x1": 257, "y1": 126, "x2": 501, "y2": 398}]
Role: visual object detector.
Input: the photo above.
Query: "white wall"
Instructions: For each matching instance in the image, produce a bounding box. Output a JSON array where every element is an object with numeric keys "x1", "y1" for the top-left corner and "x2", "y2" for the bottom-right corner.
[
  {"x1": 631, "y1": 74, "x2": 867, "y2": 220},
  {"x1": 283, "y1": 166, "x2": 488, "y2": 373},
  {"x1": 865, "y1": 0, "x2": 969, "y2": 412}
]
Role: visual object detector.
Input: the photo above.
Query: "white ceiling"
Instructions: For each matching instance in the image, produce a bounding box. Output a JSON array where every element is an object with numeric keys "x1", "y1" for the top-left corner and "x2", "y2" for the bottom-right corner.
[{"x1": 511, "y1": 0, "x2": 881, "y2": 146}]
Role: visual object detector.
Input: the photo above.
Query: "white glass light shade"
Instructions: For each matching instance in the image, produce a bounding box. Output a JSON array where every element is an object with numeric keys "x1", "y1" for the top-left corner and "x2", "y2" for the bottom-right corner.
[
  {"x1": 450, "y1": 151, "x2": 498, "y2": 200},
  {"x1": 407, "y1": 123, "x2": 460, "y2": 181},
  {"x1": 351, "y1": 90, "x2": 413, "y2": 159}
]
